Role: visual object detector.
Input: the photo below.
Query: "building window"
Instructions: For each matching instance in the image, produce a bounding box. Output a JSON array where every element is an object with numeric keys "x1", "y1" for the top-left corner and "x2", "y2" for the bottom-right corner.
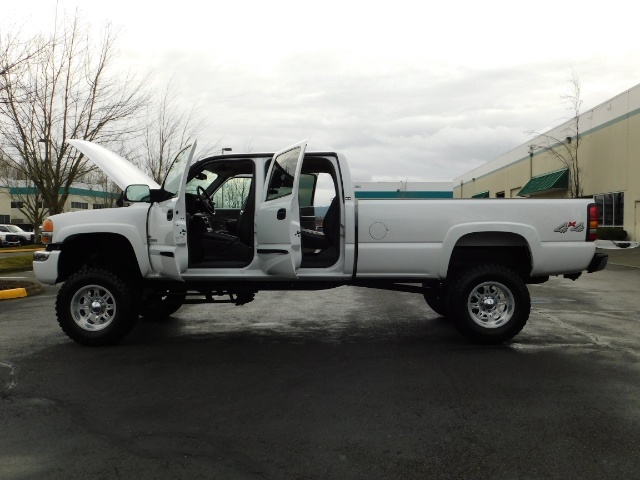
[
  {"x1": 594, "y1": 192, "x2": 624, "y2": 227},
  {"x1": 71, "y1": 202, "x2": 89, "y2": 209},
  {"x1": 0, "y1": 215, "x2": 9, "y2": 223},
  {"x1": 92, "y1": 204, "x2": 106, "y2": 209},
  {"x1": 11, "y1": 201, "x2": 24, "y2": 208},
  {"x1": 496, "y1": 191, "x2": 505, "y2": 198}
]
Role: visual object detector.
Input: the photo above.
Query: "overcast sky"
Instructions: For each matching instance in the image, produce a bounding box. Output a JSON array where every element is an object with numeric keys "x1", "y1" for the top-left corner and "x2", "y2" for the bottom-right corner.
[{"x1": 5, "y1": 0, "x2": 639, "y2": 182}]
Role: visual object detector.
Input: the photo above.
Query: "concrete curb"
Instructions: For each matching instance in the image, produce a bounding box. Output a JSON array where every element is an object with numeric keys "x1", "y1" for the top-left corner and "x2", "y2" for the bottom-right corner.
[{"x1": 0, "y1": 280, "x2": 45, "y2": 300}]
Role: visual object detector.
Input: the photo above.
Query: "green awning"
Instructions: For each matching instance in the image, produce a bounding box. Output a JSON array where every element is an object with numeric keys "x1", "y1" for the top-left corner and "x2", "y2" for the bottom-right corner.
[
  {"x1": 517, "y1": 168, "x2": 569, "y2": 197},
  {"x1": 471, "y1": 190, "x2": 489, "y2": 198}
]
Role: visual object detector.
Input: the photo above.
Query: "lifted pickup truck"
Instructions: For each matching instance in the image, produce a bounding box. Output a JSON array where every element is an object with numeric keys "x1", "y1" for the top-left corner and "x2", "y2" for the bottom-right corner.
[{"x1": 34, "y1": 139, "x2": 607, "y2": 346}]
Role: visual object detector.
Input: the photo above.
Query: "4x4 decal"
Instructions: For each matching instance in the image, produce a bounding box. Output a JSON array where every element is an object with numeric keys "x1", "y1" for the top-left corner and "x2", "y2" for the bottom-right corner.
[{"x1": 554, "y1": 221, "x2": 585, "y2": 233}]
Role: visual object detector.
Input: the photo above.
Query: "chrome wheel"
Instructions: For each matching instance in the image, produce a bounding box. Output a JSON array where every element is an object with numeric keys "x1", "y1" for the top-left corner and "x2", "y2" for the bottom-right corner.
[
  {"x1": 467, "y1": 281, "x2": 514, "y2": 329},
  {"x1": 70, "y1": 284, "x2": 117, "y2": 331}
]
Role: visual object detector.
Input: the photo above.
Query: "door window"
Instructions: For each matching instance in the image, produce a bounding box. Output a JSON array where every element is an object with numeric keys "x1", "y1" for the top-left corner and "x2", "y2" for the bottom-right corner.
[{"x1": 265, "y1": 147, "x2": 301, "y2": 201}]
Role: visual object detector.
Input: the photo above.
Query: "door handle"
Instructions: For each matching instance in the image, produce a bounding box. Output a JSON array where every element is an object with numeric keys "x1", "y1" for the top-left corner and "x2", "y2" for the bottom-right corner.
[
  {"x1": 167, "y1": 209, "x2": 174, "y2": 221},
  {"x1": 277, "y1": 208, "x2": 286, "y2": 220}
]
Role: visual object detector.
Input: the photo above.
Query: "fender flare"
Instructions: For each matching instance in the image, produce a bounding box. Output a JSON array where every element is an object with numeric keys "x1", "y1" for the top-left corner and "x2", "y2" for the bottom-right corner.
[
  {"x1": 438, "y1": 222, "x2": 541, "y2": 278},
  {"x1": 57, "y1": 223, "x2": 151, "y2": 277}
]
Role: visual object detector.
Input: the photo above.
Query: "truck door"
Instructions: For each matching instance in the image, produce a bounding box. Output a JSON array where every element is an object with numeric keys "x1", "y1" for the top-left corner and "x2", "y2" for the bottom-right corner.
[
  {"x1": 148, "y1": 143, "x2": 197, "y2": 280},
  {"x1": 256, "y1": 139, "x2": 307, "y2": 278}
]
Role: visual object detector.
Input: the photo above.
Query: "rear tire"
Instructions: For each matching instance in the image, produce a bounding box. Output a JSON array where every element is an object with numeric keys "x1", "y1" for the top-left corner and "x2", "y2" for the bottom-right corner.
[
  {"x1": 56, "y1": 268, "x2": 138, "y2": 346},
  {"x1": 139, "y1": 290, "x2": 186, "y2": 319},
  {"x1": 423, "y1": 283, "x2": 448, "y2": 317},
  {"x1": 447, "y1": 264, "x2": 530, "y2": 344}
]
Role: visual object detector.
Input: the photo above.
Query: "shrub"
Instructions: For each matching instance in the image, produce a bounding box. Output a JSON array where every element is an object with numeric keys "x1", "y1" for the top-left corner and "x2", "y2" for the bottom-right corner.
[{"x1": 597, "y1": 227, "x2": 627, "y2": 240}]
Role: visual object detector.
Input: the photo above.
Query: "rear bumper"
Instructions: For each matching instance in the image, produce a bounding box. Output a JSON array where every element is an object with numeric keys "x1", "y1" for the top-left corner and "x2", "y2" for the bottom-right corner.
[{"x1": 587, "y1": 253, "x2": 608, "y2": 273}]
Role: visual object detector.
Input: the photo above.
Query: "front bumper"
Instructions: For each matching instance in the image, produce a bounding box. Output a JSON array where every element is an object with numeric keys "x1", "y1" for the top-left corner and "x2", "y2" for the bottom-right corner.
[
  {"x1": 588, "y1": 253, "x2": 608, "y2": 273},
  {"x1": 33, "y1": 249, "x2": 61, "y2": 284}
]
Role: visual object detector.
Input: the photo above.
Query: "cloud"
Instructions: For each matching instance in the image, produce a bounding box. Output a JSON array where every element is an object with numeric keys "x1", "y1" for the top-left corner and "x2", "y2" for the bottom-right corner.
[
  {"x1": 150, "y1": 54, "x2": 569, "y2": 180},
  {"x1": 10, "y1": 0, "x2": 640, "y2": 180}
]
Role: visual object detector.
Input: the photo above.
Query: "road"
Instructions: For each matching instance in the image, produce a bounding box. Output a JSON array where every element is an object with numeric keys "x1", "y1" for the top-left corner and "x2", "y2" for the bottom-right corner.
[{"x1": 1, "y1": 265, "x2": 640, "y2": 479}]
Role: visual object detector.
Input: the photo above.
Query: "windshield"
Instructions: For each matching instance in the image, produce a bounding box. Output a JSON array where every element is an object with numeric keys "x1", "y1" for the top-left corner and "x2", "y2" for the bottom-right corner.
[
  {"x1": 7, "y1": 225, "x2": 23, "y2": 232},
  {"x1": 163, "y1": 144, "x2": 194, "y2": 196},
  {"x1": 185, "y1": 169, "x2": 219, "y2": 195}
]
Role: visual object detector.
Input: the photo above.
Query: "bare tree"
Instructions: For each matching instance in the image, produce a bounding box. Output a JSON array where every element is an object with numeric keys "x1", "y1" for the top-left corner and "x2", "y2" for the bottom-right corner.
[
  {"x1": 136, "y1": 79, "x2": 211, "y2": 184},
  {"x1": 215, "y1": 177, "x2": 250, "y2": 209},
  {"x1": 81, "y1": 170, "x2": 121, "y2": 208},
  {"x1": 0, "y1": 28, "x2": 44, "y2": 97},
  {"x1": 529, "y1": 73, "x2": 584, "y2": 198},
  {"x1": 0, "y1": 10, "x2": 149, "y2": 218}
]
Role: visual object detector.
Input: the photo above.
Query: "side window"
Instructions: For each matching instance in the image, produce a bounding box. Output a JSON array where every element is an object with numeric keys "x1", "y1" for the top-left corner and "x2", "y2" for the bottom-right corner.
[
  {"x1": 213, "y1": 177, "x2": 252, "y2": 209},
  {"x1": 266, "y1": 147, "x2": 301, "y2": 201},
  {"x1": 299, "y1": 171, "x2": 337, "y2": 232},
  {"x1": 298, "y1": 174, "x2": 316, "y2": 208},
  {"x1": 312, "y1": 173, "x2": 337, "y2": 230}
]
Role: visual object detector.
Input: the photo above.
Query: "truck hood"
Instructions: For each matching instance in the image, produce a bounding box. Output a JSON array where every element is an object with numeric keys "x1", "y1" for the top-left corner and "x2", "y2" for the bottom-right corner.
[{"x1": 67, "y1": 139, "x2": 161, "y2": 190}]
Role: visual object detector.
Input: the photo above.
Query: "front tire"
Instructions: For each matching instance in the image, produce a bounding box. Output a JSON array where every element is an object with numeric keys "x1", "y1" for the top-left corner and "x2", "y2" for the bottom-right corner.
[
  {"x1": 56, "y1": 268, "x2": 138, "y2": 346},
  {"x1": 447, "y1": 264, "x2": 530, "y2": 344}
]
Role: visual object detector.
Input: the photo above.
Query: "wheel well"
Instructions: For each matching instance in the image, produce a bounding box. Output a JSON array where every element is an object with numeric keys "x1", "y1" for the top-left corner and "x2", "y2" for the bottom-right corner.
[
  {"x1": 449, "y1": 232, "x2": 532, "y2": 277},
  {"x1": 58, "y1": 233, "x2": 142, "y2": 283}
]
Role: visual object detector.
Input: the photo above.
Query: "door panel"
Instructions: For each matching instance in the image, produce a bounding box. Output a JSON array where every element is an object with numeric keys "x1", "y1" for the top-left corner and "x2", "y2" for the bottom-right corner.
[{"x1": 256, "y1": 139, "x2": 307, "y2": 278}]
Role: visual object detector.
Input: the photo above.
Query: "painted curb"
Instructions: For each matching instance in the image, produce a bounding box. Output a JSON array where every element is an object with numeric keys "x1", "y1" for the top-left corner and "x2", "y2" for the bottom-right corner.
[
  {"x1": 0, "y1": 288, "x2": 27, "y2": 299},
  {"x1": 0, "y1": 281, "x2": 45, "y2": 300}
]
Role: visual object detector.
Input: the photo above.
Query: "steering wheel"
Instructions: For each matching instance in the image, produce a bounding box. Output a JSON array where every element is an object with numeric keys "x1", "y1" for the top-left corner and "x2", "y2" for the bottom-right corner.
[{"x1": 196, "y1": 186, "x2": 215, "y2": 215}]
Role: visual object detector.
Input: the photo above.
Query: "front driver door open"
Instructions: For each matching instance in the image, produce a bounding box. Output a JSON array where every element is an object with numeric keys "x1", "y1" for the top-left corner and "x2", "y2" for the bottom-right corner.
[
  {"x1": 255, "y1": 139, "x2": 307, "y2": 278},
  {"x1": 148, "y1": 143, "x2": 197, "y2": 280}
]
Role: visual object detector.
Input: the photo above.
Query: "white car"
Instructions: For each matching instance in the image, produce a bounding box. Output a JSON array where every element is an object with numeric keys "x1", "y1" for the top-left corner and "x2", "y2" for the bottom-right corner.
[
  {"x1": 0, "y1": 230, "x2": 20, "y2": 247},
  {"x1": 0, "y1": 224, "x2": 35, "y2": 245}
]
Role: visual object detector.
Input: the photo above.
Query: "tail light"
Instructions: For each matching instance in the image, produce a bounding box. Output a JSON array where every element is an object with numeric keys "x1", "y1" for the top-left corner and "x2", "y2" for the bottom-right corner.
[{"x1": 587, "y1": 204, "x2": 598, "y2": 242}]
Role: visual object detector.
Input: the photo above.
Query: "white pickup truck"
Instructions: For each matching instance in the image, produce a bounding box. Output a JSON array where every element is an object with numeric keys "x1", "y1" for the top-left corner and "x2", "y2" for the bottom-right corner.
[{"x1": 34, "y1": 139, "x2": 607, "y2": 346}]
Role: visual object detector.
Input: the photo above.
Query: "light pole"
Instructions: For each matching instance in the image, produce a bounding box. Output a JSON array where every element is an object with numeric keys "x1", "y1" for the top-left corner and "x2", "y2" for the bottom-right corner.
[{"x1": 528, "y1": 145, "x2": 536, "y2": 180}]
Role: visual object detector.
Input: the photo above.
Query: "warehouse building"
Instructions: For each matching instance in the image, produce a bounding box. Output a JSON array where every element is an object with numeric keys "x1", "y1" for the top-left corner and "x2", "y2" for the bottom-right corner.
[
  {"x1": 354, "y1": 181, "x2": 452, "y2": 199},
  {"x1": 454, "y1": 82, "x2": 640, "y2": 240},
  {"x1": 0, "y1": 183, "x2": 117, "y2": 229}
]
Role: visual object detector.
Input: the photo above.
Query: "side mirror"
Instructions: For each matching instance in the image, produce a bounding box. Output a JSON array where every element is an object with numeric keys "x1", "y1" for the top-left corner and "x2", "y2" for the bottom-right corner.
[{"x1": 124, "y1": 184, "x2": 151, "y2": 202}]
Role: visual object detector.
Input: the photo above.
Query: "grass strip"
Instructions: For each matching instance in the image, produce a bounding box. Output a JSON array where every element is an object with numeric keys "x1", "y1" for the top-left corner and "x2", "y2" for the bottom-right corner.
[{"x1": 0, "y1": 254, "x2": 33, "y2": 273}]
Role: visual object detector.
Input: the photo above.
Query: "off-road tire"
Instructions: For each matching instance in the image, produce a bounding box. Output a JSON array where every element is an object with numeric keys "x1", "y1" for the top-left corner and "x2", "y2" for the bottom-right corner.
[
  {"x1": 423, "y1": 283, "x2": 448, "y2": 317},
  {"x1": 447, "y1": 264, "x2": 530, "y2": 344},
  {"x1": 56, "y1": 268, "x2": 138, "y2": 346},
  {"x1": 139, "y1": 291, "x2": 186, "y2": 319}
]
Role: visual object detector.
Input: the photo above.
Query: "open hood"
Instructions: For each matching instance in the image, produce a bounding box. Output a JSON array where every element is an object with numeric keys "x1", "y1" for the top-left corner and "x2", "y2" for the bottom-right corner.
[{"x1": 67, "y1": 139, "x2": 161, "y2": 190}]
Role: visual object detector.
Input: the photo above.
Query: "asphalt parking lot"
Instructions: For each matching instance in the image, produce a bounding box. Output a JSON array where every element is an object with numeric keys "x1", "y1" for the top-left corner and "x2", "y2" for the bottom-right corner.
[{"x1": 1, "y1": 253, "x2": 640, "y2": 479}]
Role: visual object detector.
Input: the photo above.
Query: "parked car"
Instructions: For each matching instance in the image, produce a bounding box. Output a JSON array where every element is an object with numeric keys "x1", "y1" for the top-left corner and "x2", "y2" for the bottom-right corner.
[
  {"x1": 0, "y1": 231, "x2": 20, "y2": 247},
  {"x1": 0, "y1": 224, "x2": 35, "y2": 245}
]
